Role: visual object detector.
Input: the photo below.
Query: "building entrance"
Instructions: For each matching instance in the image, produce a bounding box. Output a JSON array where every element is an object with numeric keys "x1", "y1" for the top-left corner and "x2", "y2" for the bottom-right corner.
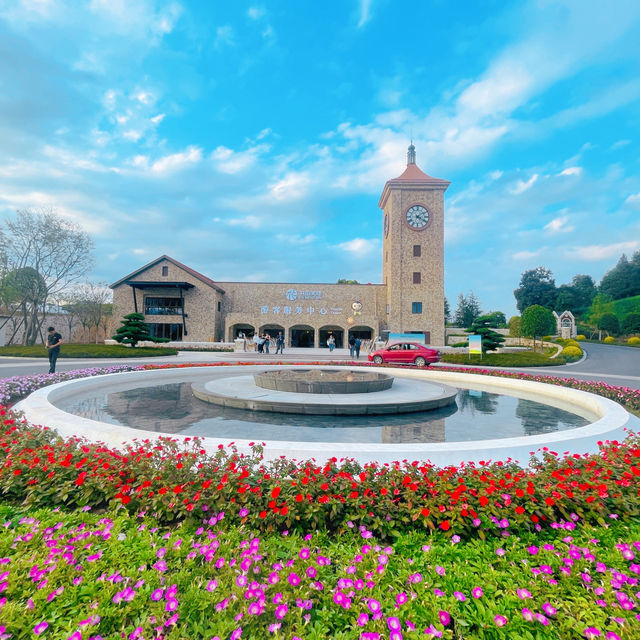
[
  {"x1": 319, "y1": 327, "x2": 343, "y2": 348},
  {"x1": 290, "y1": 326, "x2": 314, "y2": 348}
]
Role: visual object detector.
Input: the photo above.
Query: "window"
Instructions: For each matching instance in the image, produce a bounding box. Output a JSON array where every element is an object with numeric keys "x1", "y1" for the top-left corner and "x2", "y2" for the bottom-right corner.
[
  {"x1": 162, "y1": 266, "x2": 168, "y2": 276},
  {"x1": 412, "y1": 302, "x2": 422, "y2": 314},
  {"x1": 144, "y1": 297, "x2": 183, "y2": 315},
  {"x1": 217, "y1": 301, "x2": 221, "y2": 312},
  {"x1": 413, "y1": 272, "x2": 421, "y2": 284},
  {"x1": 386, "y1": 304, "x2": 390, "y2": 314},
  {"x1": 148, "y1": 323, "x2": 183, "y2": 341},
  {"x1": 413, "y1": 245, "x2": 421, "y2": 257}
]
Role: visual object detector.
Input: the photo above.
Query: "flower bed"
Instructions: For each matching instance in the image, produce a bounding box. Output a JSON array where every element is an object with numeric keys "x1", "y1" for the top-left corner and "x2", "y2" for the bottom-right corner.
[
  {"x1": 2, "y1": 402, "x2": 640, "y2": 541},
  {"x1": 0, "y1": 505, "x2": 637, "y2": 639}
]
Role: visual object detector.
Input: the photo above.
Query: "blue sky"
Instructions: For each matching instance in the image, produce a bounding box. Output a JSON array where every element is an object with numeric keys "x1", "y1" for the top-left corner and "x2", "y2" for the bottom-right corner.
[{"x1": 1, "y1": 0, "x2": 639, "y2": 318}]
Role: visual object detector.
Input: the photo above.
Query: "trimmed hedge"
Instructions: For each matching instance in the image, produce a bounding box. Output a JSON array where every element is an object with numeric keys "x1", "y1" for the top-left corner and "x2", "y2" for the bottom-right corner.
[
  {"x1": 440, "y1": 351, "x2": 567, "y2": 367},
  {"x1": 0, "y1": 344, "x2": 178, "y2": 358}
]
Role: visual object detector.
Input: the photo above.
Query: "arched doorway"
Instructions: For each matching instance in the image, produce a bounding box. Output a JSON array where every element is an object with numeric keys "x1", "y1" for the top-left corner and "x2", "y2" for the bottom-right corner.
[
  {"x1": 348, "y1": 326, "x2": 374, "y2": 341},
  {"x1": 230, "y1": 323, "x2": 255, "y2": 340},
  {"x1": 290, "y1": 324, "x2": 314, "y2": 348},
  {"x1": 258, "y1": 324, "x2": 285, "y2": 341},
  {"x1": 319, "y1": 325, "x2": 344, "y2": 348}
]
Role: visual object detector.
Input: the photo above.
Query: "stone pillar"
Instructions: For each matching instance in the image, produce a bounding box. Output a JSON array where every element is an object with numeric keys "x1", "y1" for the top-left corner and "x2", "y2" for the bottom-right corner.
[{"x1": 314, "y1": 327, "x2": 320, "y2": 349}]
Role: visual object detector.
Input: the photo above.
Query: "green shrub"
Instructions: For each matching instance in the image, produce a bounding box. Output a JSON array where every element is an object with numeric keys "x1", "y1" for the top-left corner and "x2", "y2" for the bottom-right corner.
[
  {"x1": 560, "y1": 345, "x2": 582, "y2": 361},
  {"x1": 451, "y1": 341, "x2": 468, "y2": 347},
  {"x1": 597, "y1": 312, "x2": 620, "y2": 336},
  {"x1": 628, "y1": 336, "x2": 640, "y2": 346},
  {"x1": 576, "y1": 334, "x2": 586, "y2": 341},
  {"x1": 603, "y1": 336, "x2": 616, "y2": 344},
  {"x1": 541, "y1": 335, "x2": 552, "y2": 342},
  {"x1": 440, "y1": 351, "x2": 567, "y2": 367},
  {"x1": 622, "y1": 311, "x2": 640, "y2": 334}
]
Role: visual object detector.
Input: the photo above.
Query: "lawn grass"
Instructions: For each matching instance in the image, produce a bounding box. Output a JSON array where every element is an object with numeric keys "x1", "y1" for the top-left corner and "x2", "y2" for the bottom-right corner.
[
  {"x1": 0, "y1": 343, "x2": 178, "y2": 358},
  {"x1": 440, "y1": 350, "x2": 567, "y2": 367}
]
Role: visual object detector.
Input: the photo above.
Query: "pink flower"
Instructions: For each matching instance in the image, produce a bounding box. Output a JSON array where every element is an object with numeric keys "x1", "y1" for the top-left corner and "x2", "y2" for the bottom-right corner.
[
  {"x1": 438, "y1": 610, "x2": 450, "y2": 626},
  {"x1": 494, "y1": 614, "x2": 507, "y2": 627},
  {"x1": 34, "y1": 621, "x2": 49, "y2": 635},
  {"x1": 472, "y1": 587, "x2": 483, "y2": 598}
]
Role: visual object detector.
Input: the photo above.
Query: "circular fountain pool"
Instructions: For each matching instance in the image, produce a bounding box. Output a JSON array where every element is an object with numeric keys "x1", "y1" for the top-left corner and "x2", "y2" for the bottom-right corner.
[{"x1": 14, "y1": 365, "x2": 638, "y2": 467}]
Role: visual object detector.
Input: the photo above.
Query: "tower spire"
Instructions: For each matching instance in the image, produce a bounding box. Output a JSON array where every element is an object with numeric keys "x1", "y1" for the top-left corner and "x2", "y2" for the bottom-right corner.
[{"x1": 407, "y1": 142, "x2": 416, "y2": 165}]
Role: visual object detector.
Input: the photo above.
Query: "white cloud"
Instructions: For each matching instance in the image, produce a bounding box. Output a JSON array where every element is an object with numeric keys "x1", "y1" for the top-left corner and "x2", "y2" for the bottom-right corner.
[
  {"x1": 510, "y1": 174, "x2": 538, "y2": 195},
  {"x1": 134, "y1": 90, "x2": 154, "y2": 105},
  {"x1": 132, "y1": 248, "x2": 148, "y2": 255},
  {"x1": 215, "y1": 25, "x2": 235, "y2": 47},
  {"x1": 151, "y1": 146, "x2": 203, "y2": 174},
  {"x1": 512, "y1": 249, "x2": 543, "y2": 260},
  {"x1": 624, "y1": 193, "x2": 640, "y2": 208},
  {"x1": 544, "y1": 216, "x2": 574, "y2": 233},
  {"x1": 211, "y1": 145, "x2": 267, "y2": 174},
  {"x1": 275, "y1": 233, "x2": 315, "y2": 245},
  {"x1": 247, "y1": 7, "x2": 265, "y2": 20},
  {"x1": 151, "y1": 113, "x2": 165, "y2": 124},
  {"x1": 336, "y1": 237, "x2": 378, "y2": 257},
  {"x1": 268, "y1": 172, "x2": 310, "y2": 201},
  {"x1": 228, "y1": 215, "x2": 261, "y2": 229},
  {"x1": 357, "y1": 0, "x2": 373, "y2": 27},
  {"x1": 566, "y1": 241, "x2": 639, "y2": 261},
  {"x1": 559, "y1": 166, "x2": 582, "y2": 176},
  {"x1": 122, "y1": 130, "x2": 142, "y2": 142}
]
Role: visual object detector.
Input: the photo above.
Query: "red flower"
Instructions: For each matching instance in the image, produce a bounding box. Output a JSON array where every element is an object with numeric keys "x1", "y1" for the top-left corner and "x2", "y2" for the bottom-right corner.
[
  {"x1": 271, "y1": 486, "x2": 281, "y2": 499},
  {"x1": 421, "y1": 507, "x2": 430, "y2": 517},
  {"x1": 440, "y1": 520, "x2": 450, "y2": 531}
]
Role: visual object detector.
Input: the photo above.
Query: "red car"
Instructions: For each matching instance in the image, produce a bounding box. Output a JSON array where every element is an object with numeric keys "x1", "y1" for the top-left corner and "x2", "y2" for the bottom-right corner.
[{"x1": 368, "y1": 342, "x2": 440, "y2": 367}]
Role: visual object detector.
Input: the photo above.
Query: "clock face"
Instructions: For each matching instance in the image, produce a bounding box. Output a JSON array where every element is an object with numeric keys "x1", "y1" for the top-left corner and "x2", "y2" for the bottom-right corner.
[
  {"x1": 405, "y1": 205, "x2": 430, "y2": 230},
  {"x1": 384, "y1": 214, "x2": 389, "y2": 238}
]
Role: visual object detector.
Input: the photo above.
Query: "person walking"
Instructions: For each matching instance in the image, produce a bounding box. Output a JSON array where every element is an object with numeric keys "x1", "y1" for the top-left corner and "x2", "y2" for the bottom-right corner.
[
  {"x1": 348, "y1": 334, "x2": 356, "y2": 358},
  {"x1": 354, "y1": 337, "x2": 361, "y2": 359},
  {"x1": 256, "y1": 335, "x2": 264, "y2": 353},
  {"x1": 275, "y1": 331, "x2": 285, "y2": 355},
  {"x1": 45, "y1": 326, "x2": 63, "y2": 374},
  {"x1": 264, "y1": 333, "x2": 271, "y2": 354},
  {"x1": 327, "y1": 335, "x2": 335, "y2": 352}
]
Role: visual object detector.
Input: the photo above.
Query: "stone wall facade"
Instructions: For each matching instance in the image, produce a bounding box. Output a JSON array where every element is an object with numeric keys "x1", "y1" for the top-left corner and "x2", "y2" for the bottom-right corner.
[{"x1": 111, "y1": 147, "x2": 450, "y2": 347}]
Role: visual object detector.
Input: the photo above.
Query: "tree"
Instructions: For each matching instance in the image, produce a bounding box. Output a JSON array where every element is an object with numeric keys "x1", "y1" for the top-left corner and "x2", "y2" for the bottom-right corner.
[
  {"x1": 514, "y1": 267, "x2": 556, "y2": 313},
  {"x1": 622, "y1": 312, "x2": 640, "y2": 335},
  {"x1": 597, "y1": 312, "x2": 619, "y2": 337},
  {"x1": 0, "y1": 208, "x2": 94, "y2": 344},
  {"x1": 508, "y1": 316, "x2": 522, "y2": 344},
  {"x1": 586, "y1": 293, "x2": 613, "y2": 340},
  {"x1": 599, "y1": 254, "x2": 634, "y2": 301},
  {"x1": 336, "y1": 278, "x2": 360, "y2": 284},
  {"x1": 521, "y1": 305, "x2": 556, "y2": 351},
  {"x1": 570, "y1": 274, "x2": 597, "y2": 309},
  {"x1": 454, "y1": 292, "x2": 482, "y2": 328},
  {"x1": 465, "y1": 314, "x2": 506, "y2": 353},
  {"x1": 112, "y1": 313, "x2": 151, "y2": 347},
  {"x1": 62, "y1": 283, "x2": 113, "y2": 343},
  {"x1": 485, "y1": 311, "x2": 506, "y2": 327},
  {"x1": 444, "y1": 297, "x2": 450, "y2": 325}
]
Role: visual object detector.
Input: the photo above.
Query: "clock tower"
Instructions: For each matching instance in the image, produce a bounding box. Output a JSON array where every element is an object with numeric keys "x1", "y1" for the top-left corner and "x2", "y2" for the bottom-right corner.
[{"x1": 378, "y1": 144, "x2": 449, "y2": 345}]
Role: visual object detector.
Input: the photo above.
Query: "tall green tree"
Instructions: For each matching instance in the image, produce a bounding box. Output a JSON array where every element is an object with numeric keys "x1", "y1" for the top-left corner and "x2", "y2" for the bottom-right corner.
[
  {"x1": 454, "y1": 292, "x2": 482, "y2": 328},
  {"x1": 521, "y1": 305, "x2": 556, "y2": 351},
  {"x1": 508, "y1": 316, "x2": 522, "y2": 343},
  {"x1": 514, "y1": 267, "x2": 556, "y2": 313},
  {"x1": 465, "y1": 314, "x2": 506, "y2": 353},
  {"x1": 599, "y1": 254, "x2": 635, "y2": 301}
]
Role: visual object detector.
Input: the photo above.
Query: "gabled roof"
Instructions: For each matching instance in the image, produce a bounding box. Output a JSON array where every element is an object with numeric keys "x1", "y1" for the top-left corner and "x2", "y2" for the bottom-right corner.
[{"x1": 110, "y1": 255, "x2": 225, "y2": 293}]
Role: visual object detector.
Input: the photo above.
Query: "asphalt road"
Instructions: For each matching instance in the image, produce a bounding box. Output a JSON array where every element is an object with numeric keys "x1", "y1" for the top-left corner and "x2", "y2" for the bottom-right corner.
[{"x1": 0, "y1": 342, "x2": 638, "y2": 389}]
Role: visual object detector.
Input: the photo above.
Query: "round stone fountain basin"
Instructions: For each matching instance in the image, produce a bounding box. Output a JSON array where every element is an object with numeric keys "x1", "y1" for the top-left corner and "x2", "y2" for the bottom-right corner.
[{"x1": 253, "y1": 368, "x2": 394, "y2": 394}]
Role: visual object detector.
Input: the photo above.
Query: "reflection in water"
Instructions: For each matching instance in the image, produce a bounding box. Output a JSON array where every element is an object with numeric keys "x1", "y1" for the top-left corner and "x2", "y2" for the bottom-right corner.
[{"x1": 56, "y1": 383, "x2": 589, "y2": 444}]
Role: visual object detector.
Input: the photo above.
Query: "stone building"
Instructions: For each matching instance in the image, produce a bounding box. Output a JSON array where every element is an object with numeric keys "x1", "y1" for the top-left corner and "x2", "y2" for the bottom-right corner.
[{"x1": 111, "y1": 145, "x2": 449, "y2": 347}]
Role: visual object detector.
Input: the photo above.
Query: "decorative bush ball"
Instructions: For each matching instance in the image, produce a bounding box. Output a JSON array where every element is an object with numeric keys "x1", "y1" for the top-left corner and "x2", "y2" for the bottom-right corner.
[
  {"x1": 561, "y1": 345, "x2": 582, "y2": 361},
  {"x1": 542, "y1": 335, "x2": 552, "y2": 342},
  {"x1": 603, "y1": 336, "x2": 616, "y2": 344},
  {"x1": 628, "y1": 336, "x2": 640, "y2": 346},
  {"x1": 576, "y1": 334, "x2": 586, "y2": 341},
  {"x1": 565, "y1": 339, "x2": 580, "y2": 348}
]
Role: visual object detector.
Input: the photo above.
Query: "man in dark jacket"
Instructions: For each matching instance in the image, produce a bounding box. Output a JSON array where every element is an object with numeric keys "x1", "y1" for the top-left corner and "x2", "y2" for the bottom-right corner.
[{"x1": 46, "y1": 326, "x2": 63, "y2": 374}]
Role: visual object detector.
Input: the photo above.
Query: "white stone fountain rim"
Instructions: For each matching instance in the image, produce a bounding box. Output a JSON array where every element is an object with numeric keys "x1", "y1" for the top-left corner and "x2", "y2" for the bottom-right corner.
[{"x1": 13, "y1": 364, "x2": 638, "y2": 467}]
